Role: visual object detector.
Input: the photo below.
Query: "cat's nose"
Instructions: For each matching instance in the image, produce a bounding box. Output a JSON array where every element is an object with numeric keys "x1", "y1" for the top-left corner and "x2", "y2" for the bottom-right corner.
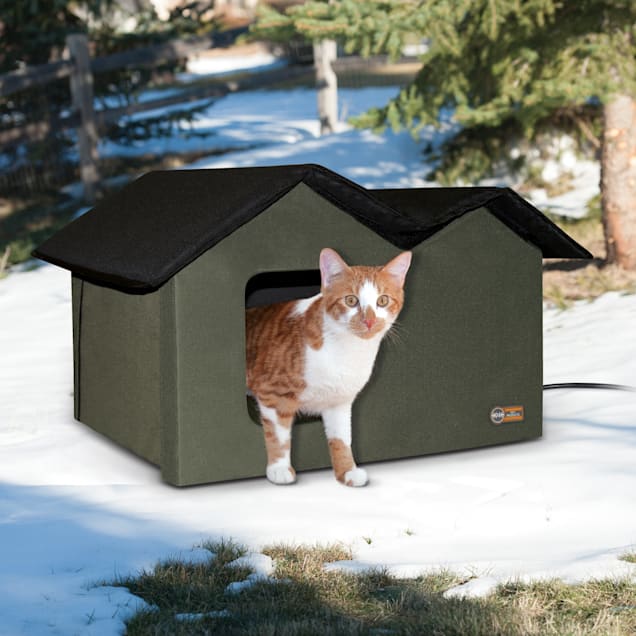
[{"x1": 364, "y1": 317, "x2": 375, "y2": 329}]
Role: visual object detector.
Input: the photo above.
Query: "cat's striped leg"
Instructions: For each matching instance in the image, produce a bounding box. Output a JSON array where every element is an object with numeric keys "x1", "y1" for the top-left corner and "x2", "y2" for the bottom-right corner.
[
  {"x1": 322, "y1": 403, "x2": 368, "y2": 487},
  {"x1": 258, "y1": 401, "x2": 296, "y2": 485}
]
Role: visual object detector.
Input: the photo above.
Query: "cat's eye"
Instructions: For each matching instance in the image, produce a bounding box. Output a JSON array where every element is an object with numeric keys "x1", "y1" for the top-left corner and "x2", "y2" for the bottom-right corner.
[
  {"x1": 344, "y1": 295, "x2": 359, "y2": 307},
  {"x1": 377, "y1": 295, "x2": 390, "y2": 307}
]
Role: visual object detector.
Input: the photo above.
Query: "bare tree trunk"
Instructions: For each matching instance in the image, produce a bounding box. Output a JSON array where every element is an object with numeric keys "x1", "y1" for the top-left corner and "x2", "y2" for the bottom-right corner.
[{"x1": 601, "y1": 94, "x2": 636, "y2": 269}]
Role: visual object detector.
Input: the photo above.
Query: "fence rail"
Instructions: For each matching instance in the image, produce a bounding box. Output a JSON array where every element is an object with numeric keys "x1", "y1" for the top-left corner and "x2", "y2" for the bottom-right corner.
[
  {"x1": 0, "y1": 28, "x2": 248, "y2": 98},
  {"x1": 1, "y1": 27, "x2": 418, "y2": 203},
  {"x1": 0, "y1": 59, "x2": 74, "y2": 97}
]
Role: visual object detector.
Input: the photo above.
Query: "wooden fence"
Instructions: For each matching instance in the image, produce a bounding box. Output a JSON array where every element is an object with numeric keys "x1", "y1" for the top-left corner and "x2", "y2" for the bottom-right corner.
[{"x1": 0, "y1": 28, "x2": 416, "y2": 203}]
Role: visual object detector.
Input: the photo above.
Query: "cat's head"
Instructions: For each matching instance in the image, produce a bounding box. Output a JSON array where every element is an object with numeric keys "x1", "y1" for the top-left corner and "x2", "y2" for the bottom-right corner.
[{"x1": 319, "y1": 248, "x2": 412, "y2": 340}]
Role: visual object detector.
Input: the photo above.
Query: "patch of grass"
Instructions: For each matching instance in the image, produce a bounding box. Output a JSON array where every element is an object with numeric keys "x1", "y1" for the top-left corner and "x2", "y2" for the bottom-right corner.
[
  {"x1": 542, "y1": 200, "x2": 636, "y2": 306},
  {"x1": 0, "y1": 246, "x2": 11, "y2": 280},
  {"x1": 543, "y1": 262, "x2": 636, "y2": 307},
  {"x1": 0, "y1": 192, "x2": 78, "y2": 270},
  {"x1": 114, "y1": 542, "x2": 636, "y2": 635},
  {"x1": 620, "y1": 552, "x2": 636, "y2": 564},
  {"x1": 199, "y1": 537, "x2": 247, "y2": 564},
  {"x1": 115, "y1": 539, "x2": 252, "y2": 634},
  {"x1": 495, "y1": 578, "x2": 636, "y2": 635},
  {"x1": 575, "y1": 265, "x2": 636, "y2": 298},
  {"x1": 543, "y1": 283, "x2": 574, "y2": 310}
]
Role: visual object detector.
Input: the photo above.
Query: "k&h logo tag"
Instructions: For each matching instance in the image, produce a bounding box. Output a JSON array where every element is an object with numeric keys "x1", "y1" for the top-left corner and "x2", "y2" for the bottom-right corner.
[{"x1": 490, "y1": 405, "x2": 525, "y2": 425}]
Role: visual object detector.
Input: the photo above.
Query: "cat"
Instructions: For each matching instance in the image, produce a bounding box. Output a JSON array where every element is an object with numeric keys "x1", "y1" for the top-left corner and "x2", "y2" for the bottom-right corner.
[{"x1": 245, "y1": 248, "x2": 411, "y2": 487}]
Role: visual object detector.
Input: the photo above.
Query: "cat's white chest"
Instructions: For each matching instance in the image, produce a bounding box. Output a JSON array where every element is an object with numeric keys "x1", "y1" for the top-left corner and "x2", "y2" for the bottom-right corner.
[{"x1": 299, "y1": 326, "x2": 383, "y2": 413}]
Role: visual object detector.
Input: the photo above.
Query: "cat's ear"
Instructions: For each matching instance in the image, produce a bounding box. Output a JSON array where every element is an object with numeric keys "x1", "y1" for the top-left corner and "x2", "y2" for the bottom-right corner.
[
  {"x1": 382, "y1": 251, "x2": 412, "y2": 287},
  {"x1": 320, "y1": 248, "x2": 350, "y2": 286}
]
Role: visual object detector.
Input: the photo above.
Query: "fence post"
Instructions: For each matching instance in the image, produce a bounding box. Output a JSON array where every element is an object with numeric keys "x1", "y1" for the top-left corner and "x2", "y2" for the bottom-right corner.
[
  {"x1": 67, "y1": 34, "x2": 100, "y2": 204},
  {"x1": 314, "y1": 39, "x2": 338, "y2": 135}
]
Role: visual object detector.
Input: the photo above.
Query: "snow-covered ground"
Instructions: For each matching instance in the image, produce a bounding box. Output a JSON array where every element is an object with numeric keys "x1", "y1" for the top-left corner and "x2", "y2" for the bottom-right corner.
[
  {"x1": 98, "y1": 85, "x2": 448, "y2": 191},
  {"x1": 1, "y1": 61, "x2": 635, "y2": 635}
]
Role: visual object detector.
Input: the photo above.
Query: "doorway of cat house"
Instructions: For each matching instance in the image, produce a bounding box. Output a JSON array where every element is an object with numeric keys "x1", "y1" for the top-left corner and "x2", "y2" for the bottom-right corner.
[{"x1": 245, "y1": 269, "x2": 322, "y2": 426}]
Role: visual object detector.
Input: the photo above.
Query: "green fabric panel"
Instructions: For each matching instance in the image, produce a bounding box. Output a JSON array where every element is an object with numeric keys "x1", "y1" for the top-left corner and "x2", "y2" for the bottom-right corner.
[
  {"x1": 76, "y1": 278, "x2": 162, "y2": 465},
  {"x1": 159, "y1": 278, "x2": 180, "y2": 484},
  {"x1": 167, "y1": 184, "x2": 542, "y2": 486},
  {"x1": 71, "y1": 276, "x2": 82, "y2": 420}
]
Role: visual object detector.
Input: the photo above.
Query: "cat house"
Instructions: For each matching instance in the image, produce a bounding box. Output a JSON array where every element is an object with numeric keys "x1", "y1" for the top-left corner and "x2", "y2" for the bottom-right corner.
[{"x1": 34, "y1": 164, "x2": 590, "y2": 486}]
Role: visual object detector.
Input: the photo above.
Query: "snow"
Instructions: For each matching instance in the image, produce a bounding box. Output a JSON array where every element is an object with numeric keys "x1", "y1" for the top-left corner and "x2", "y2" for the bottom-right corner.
[
  {"x1": 444, "y1": 577, "x2": 500, "y2": 599},
  {"x1": 224, "y1": 552, "x2": 275, "y2": 595},
  {"x1": 178, "y1": 52, "x2": 285, "y2": 82},
  {"x1": 226, "y1": 552, "x2": 274, "y2": 578},
  {"x1": 1, "y1": 55, "x2": 635, "y2": 635}
]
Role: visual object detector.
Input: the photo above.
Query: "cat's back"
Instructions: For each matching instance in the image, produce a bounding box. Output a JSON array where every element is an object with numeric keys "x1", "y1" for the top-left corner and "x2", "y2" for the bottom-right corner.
[
  {"x1": 245, "y1": 296, "x2": 322, "y2": 395},
  {"x1": 246, "y1": 300, "x2": 299, "y2": 367},
  {"x1": 246, "y1": 301, "x2": 294, "y2": 342}
]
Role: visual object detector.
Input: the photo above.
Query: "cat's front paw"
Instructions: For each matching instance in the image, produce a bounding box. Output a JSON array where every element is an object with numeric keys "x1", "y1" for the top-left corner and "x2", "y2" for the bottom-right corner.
[
  {"x1": 343, "y1": 467, "x2": 368, "y2": 487},
  {"x1": 266, "y1": 463, "x2": 297, "y2": 485}
]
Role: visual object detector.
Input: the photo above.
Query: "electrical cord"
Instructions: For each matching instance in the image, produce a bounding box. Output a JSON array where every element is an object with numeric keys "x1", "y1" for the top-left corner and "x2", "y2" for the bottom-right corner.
[{"x1": 543, "y1": 382, "x2": 636, "y2": 393}]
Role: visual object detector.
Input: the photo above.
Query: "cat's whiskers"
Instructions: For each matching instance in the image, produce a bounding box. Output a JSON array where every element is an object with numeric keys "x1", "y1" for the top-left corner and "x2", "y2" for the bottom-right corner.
[{"x1": 384, "y1": 320, "x2": 408, "y2": 346}]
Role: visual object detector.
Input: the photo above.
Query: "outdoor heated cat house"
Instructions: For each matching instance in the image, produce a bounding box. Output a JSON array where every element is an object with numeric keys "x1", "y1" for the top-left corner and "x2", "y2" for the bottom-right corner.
[{"x1": 34, "y1": 164, "x2": 590, "y2": 486}]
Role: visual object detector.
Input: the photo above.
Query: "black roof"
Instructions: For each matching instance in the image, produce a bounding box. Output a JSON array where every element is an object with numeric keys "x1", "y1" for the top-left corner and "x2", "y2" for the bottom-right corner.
[{"x1": 34, "y1": 163, "x2": 591, "y2": 291}]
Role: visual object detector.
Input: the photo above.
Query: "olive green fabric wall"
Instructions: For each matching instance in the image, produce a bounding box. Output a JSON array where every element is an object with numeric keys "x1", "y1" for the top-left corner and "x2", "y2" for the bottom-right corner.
[
  {"x1": 161, "y1": 182, "x2": 542, "y2": 486},
  {"x1": 72, "y1": 276, "x2": 162, "y2": 465},
  {"x1": 71, "y1": 182, "x2": 542, "y2": 486}
]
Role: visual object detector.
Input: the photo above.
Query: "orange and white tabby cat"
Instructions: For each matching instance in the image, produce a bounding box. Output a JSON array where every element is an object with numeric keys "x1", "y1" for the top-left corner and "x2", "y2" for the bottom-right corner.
[{"x1": 246, "y1": 248, "x2": 411, "y2": 487}]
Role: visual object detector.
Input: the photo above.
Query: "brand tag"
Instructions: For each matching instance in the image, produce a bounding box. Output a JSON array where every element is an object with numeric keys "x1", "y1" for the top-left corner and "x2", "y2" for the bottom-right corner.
[{"x1": 490, "y1": 405, "x2": 525, "y2": 425}]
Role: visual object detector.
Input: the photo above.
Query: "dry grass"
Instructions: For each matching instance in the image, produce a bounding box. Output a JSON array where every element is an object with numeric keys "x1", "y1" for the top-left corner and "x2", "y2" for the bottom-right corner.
[
  {"x1": 497, "y1": 578, "x2": 636, "y2": 636},
  {"x1": 0, "y1": 246, "x2": 11, "y2": 280},
  {"x1": 543, "y1": 263, "x2": 636, "y2": 309},
  {"x1": 542, "y1": 211, "x2": 636, "y2": 308},
  {"x1": 113, "y1": 541, "x2": 636, "y2": 635}
]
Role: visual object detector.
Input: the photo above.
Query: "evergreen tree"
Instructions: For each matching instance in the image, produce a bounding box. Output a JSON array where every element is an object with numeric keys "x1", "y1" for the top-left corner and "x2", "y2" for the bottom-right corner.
[
  {"x1": 0, "y1": 0, "x2": 100, "y2": 71},
  {"x1": 255, "y1": 0, "x2": 636, "y2": 269}
]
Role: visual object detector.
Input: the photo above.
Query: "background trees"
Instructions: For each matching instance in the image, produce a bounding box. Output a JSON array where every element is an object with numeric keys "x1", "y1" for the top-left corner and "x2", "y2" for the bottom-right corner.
[
  {"x1": 255, "y1": 0, "x2": 636, "y2": 269},
  {"x1": 0, "y1": 0, "x2": 214, "y2": 171}
]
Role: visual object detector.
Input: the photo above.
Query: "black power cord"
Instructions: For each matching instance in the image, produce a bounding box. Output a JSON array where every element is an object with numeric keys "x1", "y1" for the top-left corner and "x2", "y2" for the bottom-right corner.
[{"x1": 543, "y1": 382, "x2": 636, "y2": 393}]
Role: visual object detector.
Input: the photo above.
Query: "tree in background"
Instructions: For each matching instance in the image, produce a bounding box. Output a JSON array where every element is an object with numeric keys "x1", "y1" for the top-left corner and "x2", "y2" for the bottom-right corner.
[
  {"x1": 0, "y1": 1, "x2": 211, "y2": 72},
  {"x1": 0, "y1": 0, "x2": 102, "y2": 71},
  {"x1": 0, "y1": 0, "x2": 108, "y2": 195},
  {"x1": 0, "y1": 0, "x2": 216, "y2": 192},
  {"x1": 255, "y1": 0, "x2": 636, "y2": 269}
]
